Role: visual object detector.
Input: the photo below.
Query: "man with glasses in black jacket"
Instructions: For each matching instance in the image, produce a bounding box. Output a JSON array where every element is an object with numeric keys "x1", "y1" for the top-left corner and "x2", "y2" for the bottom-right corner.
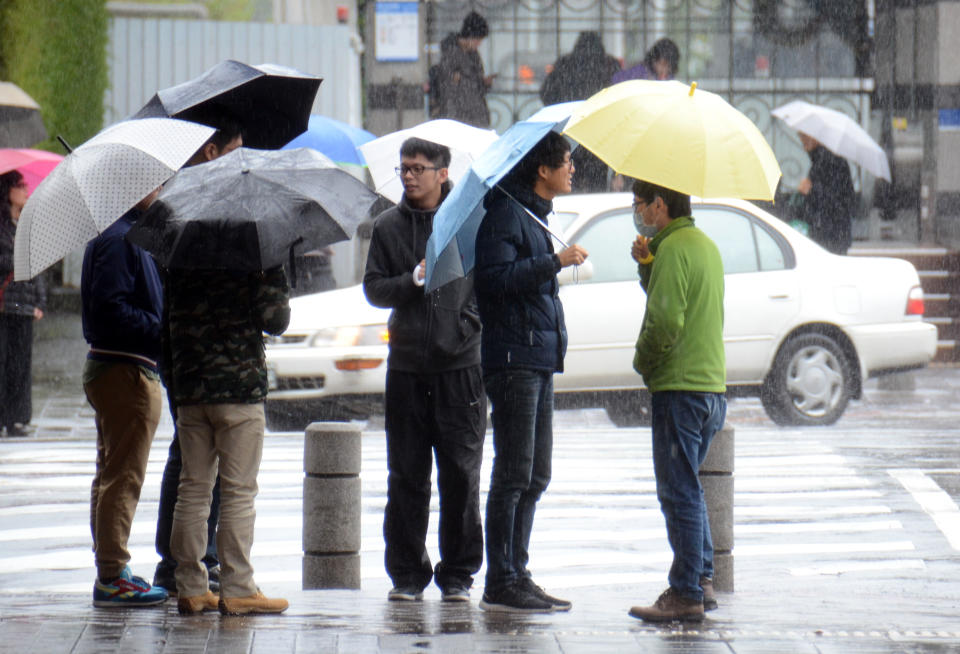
[{"x1": 363, "y1": 137, "x2": 486, "y2": 603}]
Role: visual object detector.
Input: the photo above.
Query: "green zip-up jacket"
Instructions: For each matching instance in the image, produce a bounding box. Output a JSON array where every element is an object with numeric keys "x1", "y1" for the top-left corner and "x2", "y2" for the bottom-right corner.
[{"x1": 633, "y1": 215, "x2": 726, "y2": 393}]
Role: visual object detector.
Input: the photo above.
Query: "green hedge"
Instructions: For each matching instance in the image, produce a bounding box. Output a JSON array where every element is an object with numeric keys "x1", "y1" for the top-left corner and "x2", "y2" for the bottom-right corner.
[{"x1": 0, "y1": 0, "x2": 109, "y2": 152}]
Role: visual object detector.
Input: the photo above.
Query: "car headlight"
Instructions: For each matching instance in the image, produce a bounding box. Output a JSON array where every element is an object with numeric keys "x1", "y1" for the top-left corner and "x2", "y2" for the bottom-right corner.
[{"x1": 309, "y1": 324, "x2": 389, "y2": 347}]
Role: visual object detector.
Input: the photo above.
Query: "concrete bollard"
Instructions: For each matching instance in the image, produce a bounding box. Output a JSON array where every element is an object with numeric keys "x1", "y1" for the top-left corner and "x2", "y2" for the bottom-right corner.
[
  {"x1": 302, "y1": 422, "x2": 362, "y2": 589},
  {"x1": 699, "y1": 423, "x2": 734, "y2": 592}
]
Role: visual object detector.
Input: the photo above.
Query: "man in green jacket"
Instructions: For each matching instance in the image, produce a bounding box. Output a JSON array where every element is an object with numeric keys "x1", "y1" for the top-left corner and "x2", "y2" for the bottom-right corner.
[{"x1": 626, "y1": 179, "x2": 726, "y2": 623}]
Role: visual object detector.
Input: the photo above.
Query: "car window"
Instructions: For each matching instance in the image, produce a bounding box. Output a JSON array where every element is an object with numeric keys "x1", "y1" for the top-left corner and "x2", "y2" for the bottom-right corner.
[
  {"x1": 551, "y1": 211, "x2": 579, "y2": 233},
  {"x1": 696, "y1": 206, "x2": 790, "y2": 273},
  {"x1": 569, "y1": 210, "x2": 637, "y2": 284},
  {"x1": 694, "y1": 207, "x2": 759, "y2": 274}
]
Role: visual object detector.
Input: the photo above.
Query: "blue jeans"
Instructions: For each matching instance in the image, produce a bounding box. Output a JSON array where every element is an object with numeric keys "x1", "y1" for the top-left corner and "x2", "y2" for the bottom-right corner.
[
  {"x1": 651, "y1": 391, "x2": 726, "y2": 601},
  {"x1": 483, "y1": 368, "x2": 553, "y2": 592}
]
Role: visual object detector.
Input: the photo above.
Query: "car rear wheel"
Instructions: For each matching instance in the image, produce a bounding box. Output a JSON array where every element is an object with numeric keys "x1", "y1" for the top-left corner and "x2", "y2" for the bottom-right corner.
[{"x1": 761, "y1": 332, "x2": 852, "y2": 426}]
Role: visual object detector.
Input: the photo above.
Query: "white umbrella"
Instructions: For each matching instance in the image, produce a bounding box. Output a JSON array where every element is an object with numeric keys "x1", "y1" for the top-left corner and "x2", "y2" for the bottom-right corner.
[
  {"x1": 358, "y1": 119, "x2": 498, "y2": 204},
  {"x1": 13, "y1": 117, "x2": 215, "y2": 280},
  {"x1": 772, "y1": 100, "x2": 891, "y2": 181}
]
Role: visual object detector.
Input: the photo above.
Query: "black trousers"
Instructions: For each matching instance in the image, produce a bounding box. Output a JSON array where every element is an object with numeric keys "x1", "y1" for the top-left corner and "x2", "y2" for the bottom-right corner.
[
  {"x1": 0, "y1": 314, "x2": 33, "y2": 429},
  {"x1": 383, "y1": 366, "x2": 486, "y2": 590}
]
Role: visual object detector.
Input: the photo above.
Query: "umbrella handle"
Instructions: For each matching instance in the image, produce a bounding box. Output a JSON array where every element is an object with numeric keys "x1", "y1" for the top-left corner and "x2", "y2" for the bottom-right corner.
[{"x1": 288, "y1": 238, "x2": 303, "y2": 289}]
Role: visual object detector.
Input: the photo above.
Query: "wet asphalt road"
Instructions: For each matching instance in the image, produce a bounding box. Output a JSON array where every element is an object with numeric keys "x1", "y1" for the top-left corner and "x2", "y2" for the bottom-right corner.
[{"x1": 1, "y1": 312, "x2": 959, "y2": 652}]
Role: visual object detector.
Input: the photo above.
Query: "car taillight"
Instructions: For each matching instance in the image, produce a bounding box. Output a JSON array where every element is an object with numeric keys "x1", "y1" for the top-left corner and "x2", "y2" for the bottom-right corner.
[{"x1": 906, "y1": 286, "x2": 924, "y2": 316}]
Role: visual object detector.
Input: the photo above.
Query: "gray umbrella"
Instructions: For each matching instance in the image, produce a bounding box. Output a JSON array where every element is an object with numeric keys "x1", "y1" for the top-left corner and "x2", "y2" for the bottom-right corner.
[
  {"x1": 0, "y1": 81, "x2": 47, "y2": 147},
  {"x1": 127, "y1": 147, "x2": 378, "y2": 272},
  {"x1": 133, "y1": 61, "x2": 321, "y2": 149}
]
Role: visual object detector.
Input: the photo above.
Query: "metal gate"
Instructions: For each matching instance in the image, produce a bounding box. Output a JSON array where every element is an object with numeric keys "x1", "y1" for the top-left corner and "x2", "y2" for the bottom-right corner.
[{"x1": 425, "y1": 0, "x2": 876, "y2": 192}]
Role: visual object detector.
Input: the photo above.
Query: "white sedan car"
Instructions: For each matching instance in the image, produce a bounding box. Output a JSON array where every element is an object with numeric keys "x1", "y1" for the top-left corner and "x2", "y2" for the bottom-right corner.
[{"x1": 265, "y1": 193, "x2": 936, "y2": 430}]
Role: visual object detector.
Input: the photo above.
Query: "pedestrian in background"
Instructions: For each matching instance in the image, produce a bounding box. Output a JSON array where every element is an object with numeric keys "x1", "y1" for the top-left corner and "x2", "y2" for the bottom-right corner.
[
  {"x1": 797, "y1": 132, "x2": 855, "y2": 254},
  {"x1": 627, "y1": 179, "x2": 726, "y2": 623},
  {"x1": 474, "y1": 131, "x2": 588, "y2": 613},
  {"x1": 153, "y1": 114, "x2": 244, "y2": 598},
  {"x1": 0, "y1": 170, "x2": 45, "y2": 438},
  {"x1": 363, "y1": 137, "x2": 486, "y2": 603},
  {"x1": 81, "y1": 188, "x2": 168, "y2": 607},
  {"x1": 611, "y1": 37, "x2": 680, "y2": 84},
  {"x1": 431, "y1": 11, "x2": 495, "y2": 127},
  {"x1": 540, "y1": 31, "x2": 621, "y2": 191}
]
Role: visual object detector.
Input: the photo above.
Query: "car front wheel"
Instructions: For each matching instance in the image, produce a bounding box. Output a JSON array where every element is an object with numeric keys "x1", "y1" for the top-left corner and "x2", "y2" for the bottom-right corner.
[{"x1": 761, "y1": 332, "x2": 853, "y2": 427}]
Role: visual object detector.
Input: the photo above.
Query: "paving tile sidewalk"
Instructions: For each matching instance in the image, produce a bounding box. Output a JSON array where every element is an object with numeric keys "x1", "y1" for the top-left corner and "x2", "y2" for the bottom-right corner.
[{"x1": 3, "y1": 311, "x2": 960, "y2": 652}]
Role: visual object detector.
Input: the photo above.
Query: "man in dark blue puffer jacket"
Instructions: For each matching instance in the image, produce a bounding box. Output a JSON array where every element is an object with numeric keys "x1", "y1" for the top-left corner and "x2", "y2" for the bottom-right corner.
[{"x1": 474, "y1": 131, "x2": 588, "y2": 613}]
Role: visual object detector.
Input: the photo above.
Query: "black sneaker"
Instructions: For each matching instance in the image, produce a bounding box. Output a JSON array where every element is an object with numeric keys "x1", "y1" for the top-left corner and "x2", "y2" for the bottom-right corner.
[
  {"x1": 206, "y1": 565, "x2": 221, "y2": 593},
  {"x1": 479, "y1": 584, "x2": 554, "y2": 613},
  {"x1": 441, "y1": 583, "x2": 470, "y2": 602},
  {"x1": 519, "y1": 577, "x2": 572, "y2": 612}
]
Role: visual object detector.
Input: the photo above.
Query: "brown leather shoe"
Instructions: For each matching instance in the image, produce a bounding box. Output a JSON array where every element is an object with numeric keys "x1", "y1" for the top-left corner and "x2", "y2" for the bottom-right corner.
[
  {"x1": 629, "y1": 587, "x2": 705, "y2": 622},
  {"x1": 219, "y1": 590, "x2": 289, "y2": 616},
  {"x1": 177, "y1": 591, "x2": 219, "y2": 615},
  {"x1": 700, "y1": 576, "x2": 718, "y2": 611}
]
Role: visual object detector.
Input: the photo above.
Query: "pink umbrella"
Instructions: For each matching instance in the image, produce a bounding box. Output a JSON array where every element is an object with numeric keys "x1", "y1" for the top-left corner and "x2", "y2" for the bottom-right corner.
[{"x1": 0, "y1": 148, "x2": 63, "y2": 193}]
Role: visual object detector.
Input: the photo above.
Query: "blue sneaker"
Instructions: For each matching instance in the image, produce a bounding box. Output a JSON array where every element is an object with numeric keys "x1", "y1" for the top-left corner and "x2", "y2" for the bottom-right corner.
[{"x1": 93, "y1": 566, "x2": 168, "y2": 607}]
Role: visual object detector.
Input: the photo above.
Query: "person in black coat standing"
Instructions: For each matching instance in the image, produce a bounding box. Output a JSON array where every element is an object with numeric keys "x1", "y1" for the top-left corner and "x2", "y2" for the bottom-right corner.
[
  {"x1": 474, "y1": 131, "x2": 588, "y2": 613},
  {"x1": 540, "y1": 31, "x2": 621, "y2": 191},
  {"x1": 363, "y1": 137, "x2": 486, "y2": 603},
  {"x1": 0, "y1": 170, "x2": 46, "y2": 438},
  {"x1": 798, "y1": 132, "x2": 856, "y2": 254}
]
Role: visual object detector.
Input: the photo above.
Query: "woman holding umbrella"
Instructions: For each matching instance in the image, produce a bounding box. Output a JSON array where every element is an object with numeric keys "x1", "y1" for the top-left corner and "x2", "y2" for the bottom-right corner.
[{"x1": 0, "y1": 169, "x2": 46, "y2": 437}]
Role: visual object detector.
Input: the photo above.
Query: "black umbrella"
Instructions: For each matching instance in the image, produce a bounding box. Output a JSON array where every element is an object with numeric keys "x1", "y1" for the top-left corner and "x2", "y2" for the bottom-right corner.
[
  {"x1": 133, "y1": 61, "x2": 322, "y2": 149},
  {"x1": 127, "y1": 147, "x2": 378, "y2": 272}
]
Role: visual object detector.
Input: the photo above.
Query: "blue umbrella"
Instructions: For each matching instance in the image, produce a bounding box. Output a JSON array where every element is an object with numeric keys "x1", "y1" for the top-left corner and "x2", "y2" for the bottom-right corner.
[
  {"x1": 424, "y1": 102, "x2": 582, "y2": 292},
  {"x1": 283, "y1": 114, "x2": 375, "y2": 166}
]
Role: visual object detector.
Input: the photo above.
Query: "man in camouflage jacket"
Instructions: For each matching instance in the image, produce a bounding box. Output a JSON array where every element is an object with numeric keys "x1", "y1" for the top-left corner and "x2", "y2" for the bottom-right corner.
[{"x1": 166, "y1": 265, "x2": 291, "y2": 614}]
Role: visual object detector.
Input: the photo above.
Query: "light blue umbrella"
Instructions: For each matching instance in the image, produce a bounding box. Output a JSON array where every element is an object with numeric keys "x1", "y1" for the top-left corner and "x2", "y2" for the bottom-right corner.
[
  {"x1": 282, "y1": 114, "x2": 375, "y2": 167},
  {"x1": 424, "y1": 102, "x2": 581, "y2": 292}
]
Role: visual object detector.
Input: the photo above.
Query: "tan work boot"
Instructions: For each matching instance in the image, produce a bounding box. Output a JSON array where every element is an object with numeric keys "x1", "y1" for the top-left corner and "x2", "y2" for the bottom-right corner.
[
  {"x1": 628, "y1": 587, "x2": 705, "y2": 622},
  {"x1": 700, "y1": 576, "x2": 718, "y2": 611},
  {"x1": 219, "y1": 590, "x2": 289, "y2": 616},
  {"x1": 177, "y1": 590, "x2": 219, "y2": 615}
]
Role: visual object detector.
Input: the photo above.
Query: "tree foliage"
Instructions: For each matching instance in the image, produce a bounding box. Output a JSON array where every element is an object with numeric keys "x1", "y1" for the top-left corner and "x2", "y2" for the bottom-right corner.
[{"x1": 0, "y1": 0, "x2": 109, "y2": 151}]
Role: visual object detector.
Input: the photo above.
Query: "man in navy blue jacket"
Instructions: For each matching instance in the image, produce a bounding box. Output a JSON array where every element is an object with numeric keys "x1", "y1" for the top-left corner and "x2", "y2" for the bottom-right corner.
[
  {"x1": 474, "y1": 131, "x2": 587, "y2": 612},
  {"x1": 81, "y1": 189, "x2": 169, "y2": 607}
]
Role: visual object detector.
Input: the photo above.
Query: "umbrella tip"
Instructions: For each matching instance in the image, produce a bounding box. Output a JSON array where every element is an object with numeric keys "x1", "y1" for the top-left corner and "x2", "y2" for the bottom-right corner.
[{"x1": 689, "y1": 81, "x2": 697, "y2": 97}]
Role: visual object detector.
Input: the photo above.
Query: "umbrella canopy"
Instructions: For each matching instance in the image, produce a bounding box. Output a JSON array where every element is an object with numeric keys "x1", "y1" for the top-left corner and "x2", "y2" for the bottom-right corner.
[
  {"x1": 359, "y1": 119, "x2": 498, "y2": 204},
  {"x1": 14, "y1": 118, "x2": 216, "y2": 280},
  {"x1": 423, "y1": 102, "x2": 582, "y2": 292},
  {"x1": 133, "y1": 60, "x2": 321, "y2": 149},
  {"x1": 0, "y1": 148, "x2": 63, "y2": 193},
  {"x1": 0, "y1": 81, "x2": 47, "y2": 147},
  {"x1": 126, "y1": 147, "x2": 378, "y2": 272},
  {"x1": 772, "y1": 100, "x2": 891, "y2": 182},
  {"x1": 563, "y1": 80, "x2": 781, "y2": 200},
  {"x1": 283, "y1": 114, "x2": 374, "y2": 166}
]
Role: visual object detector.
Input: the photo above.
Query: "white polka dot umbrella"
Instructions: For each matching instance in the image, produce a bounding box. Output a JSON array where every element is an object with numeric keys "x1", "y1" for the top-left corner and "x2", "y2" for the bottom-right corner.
[{"x1": 13, "y1": 117, "x2": 215, "y2": 281}]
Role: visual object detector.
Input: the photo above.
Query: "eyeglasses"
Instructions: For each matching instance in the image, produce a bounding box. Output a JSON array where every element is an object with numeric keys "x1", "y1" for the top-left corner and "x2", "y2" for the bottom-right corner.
[
  {"x1": 13, "y1": 181, "x2": 28, "y2": 189},
  {"x1": 395, "y1": 164, "x2": 441, "y2": 177},
  {"x1": 632, "y1": 198, "x2": 648, "y2": 211},
  {"x1": 558, "y1": 158, "x2": 574, "y2": 169}
]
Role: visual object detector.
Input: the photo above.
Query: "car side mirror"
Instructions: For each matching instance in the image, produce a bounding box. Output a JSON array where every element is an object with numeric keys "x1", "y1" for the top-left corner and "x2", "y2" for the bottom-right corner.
[{"x1": 557, "y1": 259, "x2": 594, "y2": 285}]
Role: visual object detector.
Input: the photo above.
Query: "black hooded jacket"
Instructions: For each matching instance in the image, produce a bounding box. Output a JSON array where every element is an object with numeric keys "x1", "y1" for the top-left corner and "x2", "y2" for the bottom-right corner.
[{"x1": 363, "y1": 183, "x2": 481, "y2": 374}]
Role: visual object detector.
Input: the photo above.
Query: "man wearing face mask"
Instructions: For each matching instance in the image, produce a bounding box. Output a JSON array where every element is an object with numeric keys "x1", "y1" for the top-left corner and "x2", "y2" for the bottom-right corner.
[
  {"x1": 363, "y1": 137, "x2": 486, "y2": 603},
  {"x1": 627, "y1": 179, "x2": 726, "y2": 623}
]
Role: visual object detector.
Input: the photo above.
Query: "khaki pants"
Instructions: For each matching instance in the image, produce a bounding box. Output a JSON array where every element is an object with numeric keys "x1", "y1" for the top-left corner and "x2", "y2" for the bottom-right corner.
[
  {"x1": 84, "y1": 363, "x2": 162, "y2": 580},
  {"x1": 171, "y1": 403, "x2": 264, "y2": 598}
]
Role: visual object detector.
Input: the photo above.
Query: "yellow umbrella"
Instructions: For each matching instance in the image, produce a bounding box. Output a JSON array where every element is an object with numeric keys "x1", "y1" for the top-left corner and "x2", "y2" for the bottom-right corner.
[{"x1": 563, "y1": 80, "x2": 781, "y2": 200}]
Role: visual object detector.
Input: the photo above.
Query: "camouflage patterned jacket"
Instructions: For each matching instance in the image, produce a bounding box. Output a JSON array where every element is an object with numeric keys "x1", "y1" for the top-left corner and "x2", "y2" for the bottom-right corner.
[{"x1": 166, "y1": 266, "x2": 290, "y2": 405}]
